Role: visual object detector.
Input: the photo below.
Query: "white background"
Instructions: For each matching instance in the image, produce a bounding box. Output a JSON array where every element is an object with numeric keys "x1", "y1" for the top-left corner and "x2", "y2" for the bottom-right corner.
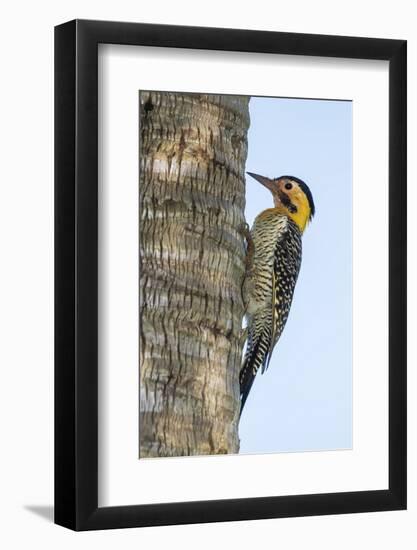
[
  {"x1": 99, "y1": 46, "x2": 388, "y2": 506},
  {"x1": 0, "y1": 0, "x2": 415, "y2": 548}
]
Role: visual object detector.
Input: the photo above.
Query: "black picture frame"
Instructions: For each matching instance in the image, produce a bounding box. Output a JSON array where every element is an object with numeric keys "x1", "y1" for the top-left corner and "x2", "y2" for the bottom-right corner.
[{"x1": 55, "y1": 19, "x2": 407, "y2": 531}]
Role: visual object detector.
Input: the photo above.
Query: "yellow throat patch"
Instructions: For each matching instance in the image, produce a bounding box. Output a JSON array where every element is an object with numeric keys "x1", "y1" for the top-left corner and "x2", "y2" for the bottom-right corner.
[{"x1": 276, "y1": 195, "x2": 311, "y2": 233}]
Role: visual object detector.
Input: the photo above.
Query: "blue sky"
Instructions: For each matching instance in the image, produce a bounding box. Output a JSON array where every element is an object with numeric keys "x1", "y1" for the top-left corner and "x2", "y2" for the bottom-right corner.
[{"x1": 239, "y1": 96, "x2": 353, "y2": 454}]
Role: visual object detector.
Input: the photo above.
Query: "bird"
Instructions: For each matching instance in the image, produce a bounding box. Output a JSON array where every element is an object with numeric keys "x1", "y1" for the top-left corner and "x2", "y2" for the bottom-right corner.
[{"x1": 239, "y1": 172, "x2": 315, "y2": 415}]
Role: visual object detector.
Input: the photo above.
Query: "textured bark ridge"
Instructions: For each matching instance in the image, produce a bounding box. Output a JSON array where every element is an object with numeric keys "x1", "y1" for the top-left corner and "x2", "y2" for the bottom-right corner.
[{"x1": 139, "y1": 92, "x2": 250, "y2": 457}]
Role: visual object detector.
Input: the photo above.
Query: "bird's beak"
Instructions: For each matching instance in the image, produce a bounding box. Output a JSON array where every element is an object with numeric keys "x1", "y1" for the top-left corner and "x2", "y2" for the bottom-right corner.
[{"x1": 246, "y1": 172, "x2": 276, "y2": 193}]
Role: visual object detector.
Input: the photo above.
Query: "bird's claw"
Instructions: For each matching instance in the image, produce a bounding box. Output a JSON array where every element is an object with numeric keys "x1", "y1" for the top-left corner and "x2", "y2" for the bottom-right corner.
[{"x1": 239, "y1": 327, "x2": 248, "y2": 348}]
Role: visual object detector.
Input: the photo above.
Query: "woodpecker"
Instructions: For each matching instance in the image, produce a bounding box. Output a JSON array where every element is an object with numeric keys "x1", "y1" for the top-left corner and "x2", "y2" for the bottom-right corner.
[{"x1": 240, "y1": 172, "x2": 315, "y2": 415}]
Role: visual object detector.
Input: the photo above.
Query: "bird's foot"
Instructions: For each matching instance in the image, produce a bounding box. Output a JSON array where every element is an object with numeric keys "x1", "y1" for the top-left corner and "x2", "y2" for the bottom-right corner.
[{"x1": 239, "y1": 326, "x2": 248, "y2": 348}]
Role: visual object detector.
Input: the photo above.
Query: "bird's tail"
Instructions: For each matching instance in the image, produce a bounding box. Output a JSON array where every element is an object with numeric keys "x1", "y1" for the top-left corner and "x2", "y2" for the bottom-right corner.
[{"x1": 239, "y1": 323, "x2": 272, "y2": 416}]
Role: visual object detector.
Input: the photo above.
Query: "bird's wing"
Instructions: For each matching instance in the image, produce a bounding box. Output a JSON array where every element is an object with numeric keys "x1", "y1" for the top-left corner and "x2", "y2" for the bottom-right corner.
[
  {"x1": 264, "y1": 264, "x2": 278, "y2": 372},
  {"x1": 262, "y1": 221, "x2": 302, "y2": 373}
]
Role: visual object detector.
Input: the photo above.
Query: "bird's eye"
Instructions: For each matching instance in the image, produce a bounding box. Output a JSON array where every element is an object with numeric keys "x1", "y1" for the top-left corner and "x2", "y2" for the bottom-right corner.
[{"x1": 284, "y1": 182, "x2": 293, "y2": 190}]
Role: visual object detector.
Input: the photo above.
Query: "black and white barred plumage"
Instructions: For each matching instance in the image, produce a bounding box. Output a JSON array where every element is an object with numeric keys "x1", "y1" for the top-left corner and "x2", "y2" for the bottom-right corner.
[{"x1": 239, "y1": 211, "x2": 302, "y2": 413}]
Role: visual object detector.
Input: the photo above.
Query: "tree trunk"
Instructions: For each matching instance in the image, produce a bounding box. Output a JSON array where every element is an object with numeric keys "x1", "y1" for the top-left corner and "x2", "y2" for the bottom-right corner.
[{"x1": 139, "y1": 91, "x2": 249, "y2": 457}]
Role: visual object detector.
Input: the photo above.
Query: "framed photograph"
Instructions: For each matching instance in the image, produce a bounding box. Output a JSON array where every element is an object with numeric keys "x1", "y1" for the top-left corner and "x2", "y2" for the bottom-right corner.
[{"x1": 55, "y1": 19, "x2": 406, "y2": 530}]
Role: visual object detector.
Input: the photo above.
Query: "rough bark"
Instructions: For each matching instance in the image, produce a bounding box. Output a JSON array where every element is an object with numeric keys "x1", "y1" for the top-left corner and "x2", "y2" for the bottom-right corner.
[{"x1": 139, "y1": 91, "x2": 249, "y2": 457}]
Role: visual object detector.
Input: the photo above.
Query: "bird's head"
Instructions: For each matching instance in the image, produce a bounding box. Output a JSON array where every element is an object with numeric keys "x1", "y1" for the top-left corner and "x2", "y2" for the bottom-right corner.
[{"x1": 247, "y1": 172, "x2": 315, "y2": 233}]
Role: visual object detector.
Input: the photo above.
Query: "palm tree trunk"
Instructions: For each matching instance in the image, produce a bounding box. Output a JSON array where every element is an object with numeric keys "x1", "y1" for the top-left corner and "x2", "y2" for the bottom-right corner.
[{"x1": 139, "y1": 91, "x2": 249, "y2": 457}]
